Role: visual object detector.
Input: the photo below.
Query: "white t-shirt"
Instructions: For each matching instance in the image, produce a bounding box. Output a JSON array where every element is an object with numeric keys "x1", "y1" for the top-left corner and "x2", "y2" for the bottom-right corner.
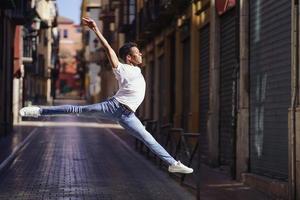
[{"x1": 112, "y1": 62, "x2": 146, "y2": 112}]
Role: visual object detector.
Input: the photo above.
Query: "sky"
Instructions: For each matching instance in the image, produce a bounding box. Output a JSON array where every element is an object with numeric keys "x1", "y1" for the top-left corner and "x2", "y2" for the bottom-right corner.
[{"x1": 57, "y1": 0, "x2": 82, "y2": 24}]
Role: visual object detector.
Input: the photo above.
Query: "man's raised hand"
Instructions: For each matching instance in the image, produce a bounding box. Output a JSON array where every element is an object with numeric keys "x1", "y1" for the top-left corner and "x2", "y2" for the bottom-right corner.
[
  {"x1": 82, "y1": 17, "x2": 98, "y2": 32},
  {"x1": 82, "y1": 16, "x2": 119, "y2": 68}
]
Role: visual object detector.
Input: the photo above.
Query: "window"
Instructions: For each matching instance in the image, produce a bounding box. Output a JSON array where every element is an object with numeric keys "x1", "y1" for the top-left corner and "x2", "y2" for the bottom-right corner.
[
  {"x1": 124, "y1": 0, "x2": 136, "y2": 24},
  {"x1": 63, "y1": 29, "x2": 68, "y2": 38},
  {"x1": 129, "y1": 0, "x2": 136, "y2": 24}
]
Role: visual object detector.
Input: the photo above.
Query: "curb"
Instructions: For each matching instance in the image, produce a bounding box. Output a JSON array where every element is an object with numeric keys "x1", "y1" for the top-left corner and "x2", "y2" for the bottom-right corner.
[{"x1": 0, "y1": 128, "x2": 38, "y2": 172}]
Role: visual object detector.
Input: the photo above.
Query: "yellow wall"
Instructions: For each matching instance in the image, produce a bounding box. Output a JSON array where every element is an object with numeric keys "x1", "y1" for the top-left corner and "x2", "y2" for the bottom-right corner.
[
  {"x1": 139, "y1": 2, "x2": 210, "y2": 132},
  {"x1": 80, "y1": 0, "x2": 210, "y2": 130}
]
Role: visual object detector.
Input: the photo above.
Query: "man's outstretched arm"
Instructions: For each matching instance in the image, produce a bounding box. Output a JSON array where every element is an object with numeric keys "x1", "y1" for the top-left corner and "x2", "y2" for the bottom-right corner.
[{"x1": 82, "y1": 17, "x2": 119, "y2": 68}]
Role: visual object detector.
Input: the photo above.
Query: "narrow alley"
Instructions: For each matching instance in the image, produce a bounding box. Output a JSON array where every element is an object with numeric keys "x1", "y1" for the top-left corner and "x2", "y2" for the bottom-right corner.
[
  {"x1": 1, "y1": 0, "x2": 299, "y2": 199},
  {"x1": 0, "y1": 101, "x2": 195, "y2": 200}
]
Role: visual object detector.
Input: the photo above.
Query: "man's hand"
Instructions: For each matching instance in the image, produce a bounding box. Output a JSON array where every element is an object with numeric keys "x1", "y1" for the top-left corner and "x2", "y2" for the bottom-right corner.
[
  {"x1": 81, "y1": 17, "x2": 119, "y2": 68},
  {"x1": 82, "y1": 17, "x2": 98, "y2": 32}
]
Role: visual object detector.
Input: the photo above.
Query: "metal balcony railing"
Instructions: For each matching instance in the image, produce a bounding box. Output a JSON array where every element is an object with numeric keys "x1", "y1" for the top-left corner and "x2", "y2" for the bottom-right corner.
[
  {"x1": 23, "y1": 38, "x2": 33, "y2": 63},
  {"x1": 12, "y1": 0, "x2": 32, "y2": 24},
  {"x1": 137, "y1": 0, "x2": 193, "y2": 36},
  {"x1": 0, "y1": 0, "x2": 16, "y2": 9},
  {"x1": 118, "y1": 0, "x2": 136, "y2": 32}
]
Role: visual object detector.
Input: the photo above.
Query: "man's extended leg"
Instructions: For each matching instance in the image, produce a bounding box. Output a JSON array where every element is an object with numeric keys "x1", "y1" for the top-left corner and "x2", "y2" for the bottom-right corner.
[
  {"x1": 118, "y1": 112, "x2": 193, "y2": 174},
  {"x1": 19, "y1": 98, "x2": 119, "y2": 120}
]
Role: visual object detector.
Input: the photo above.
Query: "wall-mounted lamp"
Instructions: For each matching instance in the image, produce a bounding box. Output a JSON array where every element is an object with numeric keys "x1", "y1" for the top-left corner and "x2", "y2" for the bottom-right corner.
[
  {"x1": 31, "y1": 17, "x2": 41, "y2": 31},
  {"x1": 110, "y1": 22, "x2": 115, "y2": 32}
]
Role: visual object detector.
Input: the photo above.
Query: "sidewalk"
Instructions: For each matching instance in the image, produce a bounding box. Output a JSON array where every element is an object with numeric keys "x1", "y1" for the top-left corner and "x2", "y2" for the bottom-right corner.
[
  {"x1": 0, "y1": 118, "x2": 195, "y2": 200},
  {"x1": 0, "y1": 125, "x2": 36, "y2": 172},
  {"x1": 0, "y1": 121, "x2": 272, "y2": 200},
  {"x1": 110, "y1": 127, "x2": 272, "y2": 200}
]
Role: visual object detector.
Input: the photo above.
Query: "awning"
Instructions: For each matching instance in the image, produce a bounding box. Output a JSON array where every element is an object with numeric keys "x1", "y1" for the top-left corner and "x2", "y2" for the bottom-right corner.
[{"x1": 216, "y1": 0, "x2": 236, "y2": 15}]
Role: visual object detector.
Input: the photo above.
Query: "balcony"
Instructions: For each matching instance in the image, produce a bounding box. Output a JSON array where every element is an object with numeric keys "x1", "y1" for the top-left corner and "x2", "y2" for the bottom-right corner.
[
  {"x1": 99, "y1": 7, "x2": 115, "y2": 44},
  {"x1": 1, "y1": 0, "x2": 33, "y2": 25},
  {"x1": 22, "y1": 24, "x2": 38, "y2": 63},
  {"x1": 137, "y1": 0, "x2": 192, "y2": 39},
  {"x1": 1, "y1": 0, "x2": 47, "y2": 31},
  {"x1": 0, "y1": 0, "x2": 16, "y2": 9}
]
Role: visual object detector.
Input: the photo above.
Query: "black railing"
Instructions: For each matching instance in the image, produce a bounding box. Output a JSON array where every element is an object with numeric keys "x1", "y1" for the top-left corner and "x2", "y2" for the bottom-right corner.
[
  {"x1": 118, "y1": 0, "x2": 136, "y2": 34},
  {"x1": 137, "y1": 0, "x2": 193, "y2": 36},
  {"x1": 23, "y1": 26, "x2": 37, "y2": 63},
  {"x1": 12, "y1": 0, "x2": 31, "y2": 24},
  {"x1": 0, "y1": 0, "x2": 16, "y2": 9},
  {"x1": 0, "y1": 0, "x2": 31, "y2": 24},
  {"x1": 23, "y1": 38, "x2": 33, "y2": 59}
]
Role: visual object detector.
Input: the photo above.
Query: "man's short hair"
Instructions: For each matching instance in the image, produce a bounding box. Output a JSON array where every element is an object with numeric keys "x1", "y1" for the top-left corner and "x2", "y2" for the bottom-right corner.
[{"x1": 118, "y1": 42, "x2": 138, "y2": 62}]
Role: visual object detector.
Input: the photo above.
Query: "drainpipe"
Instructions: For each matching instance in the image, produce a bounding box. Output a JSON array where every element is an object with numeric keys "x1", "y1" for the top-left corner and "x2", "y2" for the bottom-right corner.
[{"x1": 290, "y1": 0, "x2": 298, "y2": 199}]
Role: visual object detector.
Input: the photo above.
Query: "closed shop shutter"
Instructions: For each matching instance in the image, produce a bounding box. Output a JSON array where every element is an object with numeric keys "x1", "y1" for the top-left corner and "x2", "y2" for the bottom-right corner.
[
  {"x1": 219, "y1": 8, "x2": 236, "y2": 167},
  {"x1": 249, "y1": 0, "x2": 291, "y2": 180},
  {"x1": 199, "y1": 24, "x2": 210, "y2": 161}
]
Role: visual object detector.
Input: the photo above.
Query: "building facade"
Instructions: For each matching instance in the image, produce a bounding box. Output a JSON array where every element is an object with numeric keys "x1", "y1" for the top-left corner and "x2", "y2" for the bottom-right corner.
[
  {"x1": 22, "y1": 0, "x2": 58, "y2": 106},
  {"x1": 0, "y1": 1, "x2": 27, "y2": 134},
  {"x1": 78, "y1": 0, "x2": 300, "y2": 198},
  {"x1": 56, "y1": 16, "x2": 82, "y2": 98},
  {"x1": 93, "y1": 0, "x2": 299, "y2": 199},
  {"x1": 81, "y1": 0, "x2": 103, "y2": 102},
  {"x1": 0, "y1": 0, "x2": 58, "y2": 131},
  {"x1": 80, "y1": 0, "x2": 135, "y2": 103}
]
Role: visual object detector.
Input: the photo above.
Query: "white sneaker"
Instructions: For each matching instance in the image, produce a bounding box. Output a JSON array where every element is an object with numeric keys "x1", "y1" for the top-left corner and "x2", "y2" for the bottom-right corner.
[
  {"x1": 168, "y1": 161, "x2": 193, "y2": 174},
  {"x1": 19, "y1": 106, "x2": 41, "y2": 118}
]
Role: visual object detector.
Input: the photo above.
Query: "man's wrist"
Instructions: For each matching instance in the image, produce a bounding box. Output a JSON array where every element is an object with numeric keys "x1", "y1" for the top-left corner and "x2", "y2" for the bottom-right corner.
[{"x1": 93, "y1": 27, "x2": 100, "y2": 33}]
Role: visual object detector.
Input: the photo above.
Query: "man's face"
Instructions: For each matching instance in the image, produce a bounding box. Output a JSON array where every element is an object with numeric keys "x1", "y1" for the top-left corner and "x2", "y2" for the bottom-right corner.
[{"x1": 127, "y1": 47, "x2": 143, "y2": 66}]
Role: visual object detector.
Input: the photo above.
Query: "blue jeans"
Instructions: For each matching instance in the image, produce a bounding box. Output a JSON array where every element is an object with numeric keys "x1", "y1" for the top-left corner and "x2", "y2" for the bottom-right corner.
[{"x1": 40, "y1": 98, "x2": 176, "y2": 166}]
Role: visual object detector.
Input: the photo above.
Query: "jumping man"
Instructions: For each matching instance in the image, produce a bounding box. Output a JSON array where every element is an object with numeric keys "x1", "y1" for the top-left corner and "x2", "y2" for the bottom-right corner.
[{"x1": 20, "y1": 17, "x2": 193, "y2": 174}]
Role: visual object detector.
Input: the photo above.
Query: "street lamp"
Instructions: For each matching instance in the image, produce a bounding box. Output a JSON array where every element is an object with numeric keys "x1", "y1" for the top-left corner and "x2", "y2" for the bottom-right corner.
[{"x1": 31, "y1": 17, "x2": 41, "y2": 31}]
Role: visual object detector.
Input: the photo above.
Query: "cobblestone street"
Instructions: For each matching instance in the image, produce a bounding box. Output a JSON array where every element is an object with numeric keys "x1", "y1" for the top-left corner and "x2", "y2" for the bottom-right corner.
[{"x1": 0, "y1": 116, "x2": 195, "y2": 200}]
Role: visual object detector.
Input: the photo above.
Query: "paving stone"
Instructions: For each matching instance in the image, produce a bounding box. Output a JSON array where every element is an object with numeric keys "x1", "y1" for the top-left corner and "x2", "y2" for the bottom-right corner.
[{"x1": 0, "y1": 116, "x2": 195, "y2": 200}]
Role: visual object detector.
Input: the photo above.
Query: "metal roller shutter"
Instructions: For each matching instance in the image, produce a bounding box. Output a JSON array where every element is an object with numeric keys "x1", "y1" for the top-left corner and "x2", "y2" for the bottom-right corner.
[
  {"x1": 199, "y1": 24, "x2": 210, "y2": 161},
  {"x1": 219, "y1": 8, "x2": 236, "y2": 167},
  {"x1": 249, "y1": 0, "x2": 291, "y2": 180}
]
